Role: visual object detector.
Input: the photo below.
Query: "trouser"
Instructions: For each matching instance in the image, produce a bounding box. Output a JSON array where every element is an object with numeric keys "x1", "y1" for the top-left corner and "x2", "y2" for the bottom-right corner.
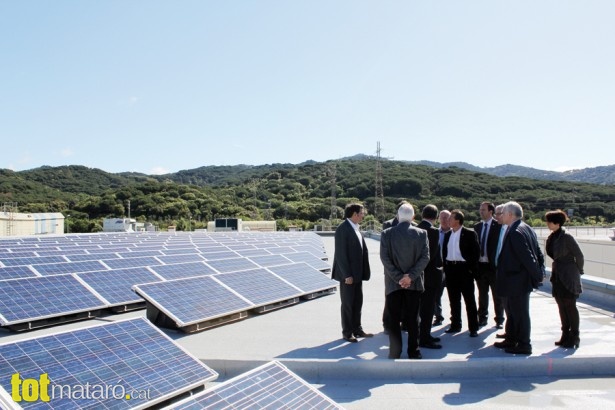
[
  {"x1": 555, "y1": 295, "x2": 579, "y2": 337},
  {"x1": 445, "y1": 264, "x2": 479, "y2": 332},
  {"x1": 506, "y1": 292, "x2": 531, "y2": 348},
  {"x1": 419, "y1": 286, "x2": 437, "y2": 343},
  {"x1": 476, "y1": 262, "x2": 504, "y2": 325},
  {"x1": 339, "y1": 281, "x2": 363, "y2": 337},
  {"x1": 386, "y1": 289, "x2": 421, "y2": 358}
]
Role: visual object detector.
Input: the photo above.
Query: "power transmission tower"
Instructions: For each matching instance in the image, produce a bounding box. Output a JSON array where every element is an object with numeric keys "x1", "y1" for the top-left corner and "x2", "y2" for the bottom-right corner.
[
  {"x1": 375, "y1": 142, "x2": 385, "y2": 223},
  {"x1": 328, "y1": 162, "x2": 337, "y2": 222}
]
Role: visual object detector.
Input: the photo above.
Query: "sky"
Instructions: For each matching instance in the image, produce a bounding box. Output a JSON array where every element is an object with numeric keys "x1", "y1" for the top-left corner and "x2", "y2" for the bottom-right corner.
[{"x1": 1, "y1": 1, "x2": 614, "y2": 175}]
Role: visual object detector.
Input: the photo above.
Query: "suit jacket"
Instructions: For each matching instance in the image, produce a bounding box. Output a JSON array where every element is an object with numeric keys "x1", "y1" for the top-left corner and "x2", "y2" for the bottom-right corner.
[
  {"x1": 417, "y1": 220, "x2": 444, "y2": 289},
  {"x1": 380, "y1": 221, "x2": 430, "y2": 295},
  {"x1": 496, "y1": 219, "x2": 545, "y2": 297},
  {"x1": 473, "y1": 218, "x2": 501, "y2": 269},
  {"x1": 546, "y1": 227, "x2": 584, "y2": 295},
  {"x1": 442, "y1": 226, "x2": 480, "y2": 273},
  {"x1": 332, "y1": 219, "x2": 371, "y2": 282}
]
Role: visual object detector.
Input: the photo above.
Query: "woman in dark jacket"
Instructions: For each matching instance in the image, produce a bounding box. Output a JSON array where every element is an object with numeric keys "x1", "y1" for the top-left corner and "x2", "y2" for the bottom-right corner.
[{"x1": 545, "y1": 210, "x2": 584, "y2": 348}]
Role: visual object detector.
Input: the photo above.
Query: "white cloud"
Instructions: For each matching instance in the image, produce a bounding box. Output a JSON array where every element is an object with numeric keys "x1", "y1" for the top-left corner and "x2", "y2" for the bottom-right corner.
[{"x1": 149, "y1": 166, "x2": 170, "y2": 175}]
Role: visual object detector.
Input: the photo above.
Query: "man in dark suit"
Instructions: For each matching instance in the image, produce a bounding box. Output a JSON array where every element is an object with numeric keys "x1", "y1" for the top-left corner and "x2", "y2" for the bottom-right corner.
[
  {"x1": 380, "y1": 203, "x2": 430, "y2": 359},
  {"x1": 433, "y1": 209, "x2": 451, "y2": 326},
  {"x1": 442, "y1": 209, "x2": 480, "y2": 337},
  {"x1": 417, "y1": 204, "x2": 444, "y2": 349},
  {"x1": 332, "y1": 203, "x2": 372, "y2": 343},
  {"x1": 473, "y1": 201, "x2": 504, "y2": 329},
  {"x1": 495, "y1": 201, "x2": 545, "y2": 355}
]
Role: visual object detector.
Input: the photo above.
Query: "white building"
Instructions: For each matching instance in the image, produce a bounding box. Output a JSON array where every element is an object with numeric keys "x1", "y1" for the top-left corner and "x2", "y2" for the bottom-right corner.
[{"x1": 0, "y1": 211, "x2": 65, "y2": 237}]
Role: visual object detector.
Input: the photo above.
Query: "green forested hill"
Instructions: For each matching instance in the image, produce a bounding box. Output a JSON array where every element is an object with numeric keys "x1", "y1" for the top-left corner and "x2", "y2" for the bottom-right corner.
[{"x1": 2, "y1": 159, "x2": 614, "y2": 233}]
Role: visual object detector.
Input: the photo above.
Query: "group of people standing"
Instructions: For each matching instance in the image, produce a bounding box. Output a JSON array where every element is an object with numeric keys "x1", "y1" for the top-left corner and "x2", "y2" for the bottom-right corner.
[{"x1": 332, "y1": 201, "x2": 584, "y2": 359}]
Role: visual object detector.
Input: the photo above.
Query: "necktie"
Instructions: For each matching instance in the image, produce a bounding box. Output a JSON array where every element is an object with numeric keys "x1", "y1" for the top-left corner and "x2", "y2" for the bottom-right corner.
[{"x1": 480, "y1": 222, "x2": 488, "y2": 257}]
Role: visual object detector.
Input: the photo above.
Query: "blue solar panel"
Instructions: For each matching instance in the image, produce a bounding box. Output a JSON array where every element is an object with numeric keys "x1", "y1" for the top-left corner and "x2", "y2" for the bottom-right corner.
[
  {"x1": 0, "y1": 255, "x2": 67, "y2": 267},
  {"x1": 149, "y1": 262, "x2": 217, "y2": 280},
  {"x1": 282, "y1": 252, "x2": 331, "y2": 272},
  {"x1": 102, "y1": 256, "x2": 162, "y2": 269},
  {"x1": 157, "y1": 254, "x2": 205, "y2": 265},
  {"x1": 215, "y1": 268, "x2": 301, "y2": 306},
  {"x1": 31, "y1": 260, "x2": 107, "y2": 276},
  {"x1": 77, "y1": 267, "x2": 162, "y2": 306},
  {"x1": 0, "y1": 318, "x2": 218, "y2": 409},
  {"x1": 204, "y1": 258, "x2": 260, "y2": 273},
  {"x1": 199, "y1": 250, "x2": 240, "y2": 261},
  {"x1": 66, "y1": 252, "x2": 120, "y2": 262},
  {"x1": 133, "y1": 276, "x2": 253, "y2": 326},
  {"x1": 267, "y1": 263, "x2": 337, "y2": 294},
  {"x1": 0, "y1": 275, "x2": 106, "y2": 326},
  {"x1": 246, "y1": 254, "x2": 293, "y2": 267},
  {"x1": 0, "y1": 266, "x2": 38, "y2": 280},
  {"x1": 169, "y1": 361, "x2": 342, "y2": 410}
]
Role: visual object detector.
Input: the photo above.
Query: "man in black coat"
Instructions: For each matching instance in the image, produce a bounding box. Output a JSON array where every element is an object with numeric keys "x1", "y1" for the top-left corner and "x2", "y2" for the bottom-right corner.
[
  {"x1": 495, "y1": 201, "x2": 545, "y2": 355},
  {"x1": 417, "y1": 204, "x2": 444, "y2": 349},
  {"x1": 332, "y1": 203, "x2": 372, "y2": 343},
  {"x1": 473, "y1": 201, "x2": 504, "y2": 329},
  {"x1": 442, "y1": 209, "x2": 480, "y2": 336}
]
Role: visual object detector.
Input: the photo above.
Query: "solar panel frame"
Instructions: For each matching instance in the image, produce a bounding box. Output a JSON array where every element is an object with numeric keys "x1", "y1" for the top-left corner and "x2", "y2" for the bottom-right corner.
[
  {"x1": 203, "y1": 257, "x2": 260, "y2": 273},
  {"x1": 0, "y1": 275, "x2": 107, "y2": 326},
  {"x1": 213, "y1": 268, "x2": 302, "y2": 306},
  {"x1": 0, "y1": 317, "x2": 218, "y2": 410},
  {"x1": 133, "y1": 276, "x2": 254, "y2": 327},
  {"x1": 0, "y1": 266, "x2": 38, "y2": 280},
  {"x1": 266, "y1": 263, "x2": 337, "y2": 295},
  {"x1": 166, "y1": 361, "x2": 343, "y2": 410},
  {"x1": 30, "y1": 260, "x2": 108, "y2": 276},
  {"x1": 149, "y1": 262, "x2": 217, "y2": 280},
  {"x1": 76, "y1": 267, "x2": 163, "y2": 306}
]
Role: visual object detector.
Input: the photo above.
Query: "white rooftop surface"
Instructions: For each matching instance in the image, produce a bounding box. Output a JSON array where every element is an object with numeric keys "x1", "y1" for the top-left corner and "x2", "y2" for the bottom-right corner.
[{"x1": 1, "y1": 235, "x2": 614, "y2": 409}]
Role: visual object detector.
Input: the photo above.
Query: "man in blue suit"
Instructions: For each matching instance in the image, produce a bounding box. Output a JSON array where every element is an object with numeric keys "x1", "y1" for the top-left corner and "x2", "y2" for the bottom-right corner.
[
  {"x1": 495, "y1": 201, "x2": 545, "y2": 355},
  {"x1": 332, "y1": 203, "x2": 372, "y2": 343}
]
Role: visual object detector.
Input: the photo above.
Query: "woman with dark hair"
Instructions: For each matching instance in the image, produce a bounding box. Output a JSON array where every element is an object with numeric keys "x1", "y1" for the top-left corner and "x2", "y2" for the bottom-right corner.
[{"x1": 545, "y1": 210, "x2": 584, "y2": 348}]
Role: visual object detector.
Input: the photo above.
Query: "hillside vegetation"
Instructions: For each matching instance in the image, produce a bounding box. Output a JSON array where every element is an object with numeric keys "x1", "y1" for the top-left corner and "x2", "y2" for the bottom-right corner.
[{"x1": 1, "y1": 159, "x2": 614, "y2": 233}]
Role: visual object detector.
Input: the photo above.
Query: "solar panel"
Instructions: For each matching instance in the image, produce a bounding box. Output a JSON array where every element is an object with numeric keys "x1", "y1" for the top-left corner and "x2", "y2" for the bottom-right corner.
[
  {"x1": 0, "y1": 266, "x2": 38, "y2": 280},
  {"x1": 204, "y1": 258, "x2": 260, "y2": 274},
  {"x1": 133, "y1": 276, "x2": 253, "y2": 327},
  {"x1": 282, "y1": 252, "x2": 331, "y2": 272},
  {"x1": 167, "y1": 361, "x2": 343, "y2": 410},
  {"x1": 0, "y1": 255, "x2": 67, "y2": 267},
  {"x1": 149, "y1": 262, "x2": 217, "y2": 280},
  {"x1": 0, "y1": 275, "x2": 106, "y2": 327},
  {"x1": 102, "y1": 256, "x2": 162, "y2": 270},
  {"x1": 0, "y1": 317, "x2": 218, "y2": 410},
  {"x1": 156, "y1": 254, "x2": 205, "y2": 265},
  {"x1": 77, "y1": 267, "x2": 162, "y2": 306},
  {"x1": 66, "y1": 252, "x2": 120, "y2": 262},
  {"x1": 266, "y1": 263, "x2": 337, "y2": 295},
  {"x1": 214, "y1": 268, "x2": 302, "y2": 306},
  {"x1": 199, "y1": 250, "x2": 240, "y2": 261},
  {"x1": 30, "y1": 260, "x2": 107, "y2": 276},
  {"x1": 246, "y1": 254, "x2": 293, "y2": 268}
]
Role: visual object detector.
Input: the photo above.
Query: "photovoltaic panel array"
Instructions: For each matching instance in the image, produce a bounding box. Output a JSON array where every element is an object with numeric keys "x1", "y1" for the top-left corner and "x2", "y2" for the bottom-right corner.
[
  {"x1": 214, "y1": 268, "x2": 302, "y2": 306},
  {"x1": 0, "y1": 317, "x2": 218, "y2": 410},
  {"x1": 166, "y1": 361, "x2": 343, "y2": 410},
  {"x1": 0, "y1": 231, "x2": 333, "y2": 331},
  {"x1": 267, "y1": 263, "x2": 337, "y2": 295}
]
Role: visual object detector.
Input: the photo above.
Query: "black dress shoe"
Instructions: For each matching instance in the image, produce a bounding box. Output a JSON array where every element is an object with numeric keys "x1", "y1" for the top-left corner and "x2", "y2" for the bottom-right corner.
[
  {"x1": 419, "y1": 341, "x2": 442, "y2": 349},
  {"x1": 478, "y1": 320, "x2": 488, "y2": 327},
  {"x1": 430, "y1": 336, "x2": 441, "y2": 342},
  {"x1": 495, "y1": 323, "x2": 503, "y2": 329},
  {"x1": 496, "y1": 333, "x2": 506, "y2": 339},
  {"x1": 432, "y1": 319, "x2": 443, "y2": 327},
  {"x1": 494, "y1": 340, "x2": 514, "y2": 349},
  {"x1": 408, "y1": 350, "x2": 423, "y2": 359},
  {"x1": 354, "y1": 330, "x2": 373, "y2": 338},
  {"x1": 469, "y1": 331, "x2": 478, "y2": 337},
  {"x1": 343, "y1": 336, "x2": 358, "y2": 343},
  {"x1": 445, "y1": 327, "x2": 461, "y2": 333},
  {"x1": 505, "y1": 345, "x2": 532, "y2": 355}
]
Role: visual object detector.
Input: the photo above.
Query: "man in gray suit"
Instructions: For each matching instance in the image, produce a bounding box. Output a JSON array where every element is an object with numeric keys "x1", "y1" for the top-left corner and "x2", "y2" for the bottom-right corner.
[
  {"x1": 380, "y1": 203, "x2": 430, "y2": 359},
  {"x1": 332, "y1": 203, "x2": 372, "y2": 343}
]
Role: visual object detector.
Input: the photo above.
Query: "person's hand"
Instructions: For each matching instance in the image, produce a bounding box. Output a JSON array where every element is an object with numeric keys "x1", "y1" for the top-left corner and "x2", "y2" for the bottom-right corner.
[
  {"x1": 345, "y1": 277, "x2": 354, "y2": 285},
  {"x1": 399, "y1": 275, "x2": 411, "y2": 288}
]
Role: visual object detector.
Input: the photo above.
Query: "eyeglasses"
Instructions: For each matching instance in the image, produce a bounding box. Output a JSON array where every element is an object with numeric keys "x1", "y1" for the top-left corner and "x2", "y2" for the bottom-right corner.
[{"x1": 495, "y1": 212, "x2": 503, "y2": 215}]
